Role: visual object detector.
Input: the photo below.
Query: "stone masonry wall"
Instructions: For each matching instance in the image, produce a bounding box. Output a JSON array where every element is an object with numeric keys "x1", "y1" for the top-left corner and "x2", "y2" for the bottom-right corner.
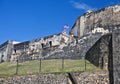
[
  {"x1": 70, "y1": 4, "x2": 120, "y2": 37},
  {"x1": 112, "y1": 29, "x2": 120, "y2": 84},
  {"x1": 10, "y1": 33, "x2": 71, "y2": 62},
  {"x1": 47, "y1": 33, "x2": 102, "y2": 59},
  {"x1": 85, "y1": 28, "x2": 120, "y2": 84},
  {"x1": 0, "y1": 71, "x2": 109, "y2": 84},
  {"x1": 85, "y1": 34, "x2": 112, "y2": 69},
  {"x1": 0, "y1": 41, "x2": 13, "y2": 62},
  {"x1": 75, "y1": 71, "x2": 109, "y2": 84},
  {"x1": 0, "y1": 74, "x2": 69, "y2": 84}
]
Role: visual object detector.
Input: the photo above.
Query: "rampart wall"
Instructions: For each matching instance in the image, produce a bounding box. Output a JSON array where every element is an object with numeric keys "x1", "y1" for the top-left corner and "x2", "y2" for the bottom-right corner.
[{"x1": 70, "y1": 4, "x2": 120, "y2": 37}]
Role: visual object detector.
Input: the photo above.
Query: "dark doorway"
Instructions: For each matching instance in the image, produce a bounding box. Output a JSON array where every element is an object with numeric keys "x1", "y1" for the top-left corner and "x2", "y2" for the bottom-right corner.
[
  {"x1": 14, "y1": 49, "x2": 16, "y2": 53},
  {"x1": 41, "y1": 43, "x2": 44, "y2": 48},
  {"x1": 1, "y1": 55, "x2": 4, "y2": 62},
  {"x1": 49, "y1": 41, "x2": 52, "y2": 47}
]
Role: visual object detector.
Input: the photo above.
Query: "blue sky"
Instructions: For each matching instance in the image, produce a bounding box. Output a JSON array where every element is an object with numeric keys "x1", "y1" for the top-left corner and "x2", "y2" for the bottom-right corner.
[{"x1": 0, "y1": 0, "x2": 119, "y2": 44}]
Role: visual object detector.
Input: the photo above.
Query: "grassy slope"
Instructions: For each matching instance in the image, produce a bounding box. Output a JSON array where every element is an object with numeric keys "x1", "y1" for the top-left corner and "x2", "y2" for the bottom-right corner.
[{"x1": 0, "y1": 59, "x2": 100, "y2": 77}]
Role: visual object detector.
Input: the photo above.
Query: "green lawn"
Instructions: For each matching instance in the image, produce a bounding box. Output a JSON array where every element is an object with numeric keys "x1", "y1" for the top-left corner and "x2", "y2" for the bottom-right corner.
[{"x1": 0, "y1": 59, "x2": 100, "y2": 77}]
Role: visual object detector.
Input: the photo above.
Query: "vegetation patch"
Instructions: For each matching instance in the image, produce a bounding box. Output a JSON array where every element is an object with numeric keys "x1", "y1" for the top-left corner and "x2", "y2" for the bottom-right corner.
[{"x1": 0, "y1": 59, "x2": 100, "y2": 77}]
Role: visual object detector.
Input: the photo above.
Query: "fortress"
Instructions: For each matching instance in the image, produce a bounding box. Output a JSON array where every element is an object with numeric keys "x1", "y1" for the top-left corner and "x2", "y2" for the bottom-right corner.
[{"x1": 0, "y1": 4, "x2": 120, "y2": 84}]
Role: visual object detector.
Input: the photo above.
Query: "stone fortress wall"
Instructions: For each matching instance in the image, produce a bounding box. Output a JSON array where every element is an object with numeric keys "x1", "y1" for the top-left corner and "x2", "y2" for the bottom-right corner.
[
  {"x1": 0, "y1": 33, "x2": 72, "y2": 62},
  {"x1": 70, "y1": 4, "x2": 120, "y2": 37},
  {"x1": 0, "y1": 4, "x2": 120, "y2": 84},
  {"x1": 0, "y1": 4, "x2": 120, "y2": 63}
]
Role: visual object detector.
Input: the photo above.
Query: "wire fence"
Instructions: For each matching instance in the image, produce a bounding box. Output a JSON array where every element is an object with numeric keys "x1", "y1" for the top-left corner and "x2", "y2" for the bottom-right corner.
[{"x1": 0, "y1": 57, "x2": 100, "y2": 77}]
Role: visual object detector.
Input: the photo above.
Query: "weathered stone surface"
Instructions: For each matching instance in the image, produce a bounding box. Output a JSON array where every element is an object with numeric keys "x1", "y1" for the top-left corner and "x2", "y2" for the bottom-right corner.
[
  {"x1": 0, "y1": 74, "x2": 69, "y2": 84},
  {"x1": 48, "y1": 33, "x2": 102, "y2": 59},
  {"x1": 0, "y1": 33, "x2": 71, "y2": 62},
  {"x1": 85, "y1": 34, "x2": 112, "y2": 69},
  {"x1": 75, "y1": 71, "x2": 109, "y2": 84},
  {"x1": 70, "y1": 4, "x2": 120, "y2": 37},
  {"x1": 85, "y1": 28, "x2": 120, "y2": 84},
  {"x1": 0, "y1": 71, "x2": 109, "y2": 84},
  {"x1": 112, "y1": 31, "x2": 120, "y2": 84},
  {"x1": 0, "y1": 40, "x2": 13, "y2": 62}
]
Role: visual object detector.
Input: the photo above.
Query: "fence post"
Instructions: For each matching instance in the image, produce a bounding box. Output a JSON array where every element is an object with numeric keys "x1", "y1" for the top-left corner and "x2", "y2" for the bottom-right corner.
[
  {"x1": 85, "y1": 59, "x2": 86, "y2": 70},
  {"x1": 62, "y1": 56, "x2": 64, "y2": 72},
  {"x1": 39, "y1": 58, "x2": 41, "y2": 73},
  {"x1": 16, "y1": 59, "x2": 18, "y2": 75}
]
